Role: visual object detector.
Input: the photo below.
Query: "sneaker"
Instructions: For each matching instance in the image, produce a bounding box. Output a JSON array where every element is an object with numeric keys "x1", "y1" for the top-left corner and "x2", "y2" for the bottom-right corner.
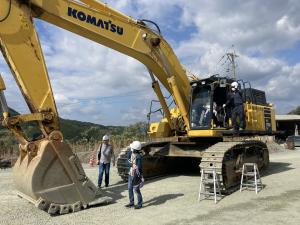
[
  {"x1": 125, "y1": 203, "x2": 134, "y2": 208},
  {"x1": 134, "y1": 205, "x2": 142, "y2": 210}
]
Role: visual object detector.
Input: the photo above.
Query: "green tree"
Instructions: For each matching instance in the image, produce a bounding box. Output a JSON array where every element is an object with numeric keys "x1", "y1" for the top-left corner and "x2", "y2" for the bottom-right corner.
[
  {"x1": 288, "y1": 106, "x2": 300, "y2": 115},
  {"x1": 122, "y1": 122, "x2": 148, "y2": 140}
]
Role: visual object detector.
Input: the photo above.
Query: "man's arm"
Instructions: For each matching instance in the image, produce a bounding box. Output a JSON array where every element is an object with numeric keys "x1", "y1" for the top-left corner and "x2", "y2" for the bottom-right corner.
[
  {"x1": 97, "y1": 143, "x2": 102, "y2": 162},
  {"x1": 238, "y1": 90, "x2": 245, "y2": 103},
  {"x1": 111, "y1": 146, "x2": 115, "y2": 166},
  {"x1": 223, "y1": 93, "x2": 232, "y2": 107},
  {"x1": 127, "y1": 150, "x2": 132, "y2": 168},
  {"x1": 136, "y1": 155, "x2": 143, "y2": 174}
]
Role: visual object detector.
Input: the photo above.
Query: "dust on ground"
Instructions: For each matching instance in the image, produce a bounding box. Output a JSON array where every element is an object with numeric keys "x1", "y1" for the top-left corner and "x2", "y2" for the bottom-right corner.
[{"x1": 0, "y1": 149, "x2": 299, "y2": 225}]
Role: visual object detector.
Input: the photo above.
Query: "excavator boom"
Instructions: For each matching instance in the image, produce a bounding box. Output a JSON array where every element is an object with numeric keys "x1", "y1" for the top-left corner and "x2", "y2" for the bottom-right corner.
[{"x1": 0, "y1": 0, "x2": 191, "y2": 214}]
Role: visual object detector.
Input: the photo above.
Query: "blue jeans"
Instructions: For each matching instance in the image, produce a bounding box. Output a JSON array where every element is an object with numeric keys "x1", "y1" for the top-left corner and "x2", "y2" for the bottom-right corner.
[
  {"x1": 128, "y1": 175, "x2": 143, "y2": 207},
  {"x1": 98, "y1": 163, "x2": 110, "y2": 187}
]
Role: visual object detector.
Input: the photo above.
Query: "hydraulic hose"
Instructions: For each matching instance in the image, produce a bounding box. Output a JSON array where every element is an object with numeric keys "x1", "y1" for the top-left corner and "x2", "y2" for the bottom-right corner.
[{"x1": 0, "y1": 0, "x2": 12, "y2": 22}]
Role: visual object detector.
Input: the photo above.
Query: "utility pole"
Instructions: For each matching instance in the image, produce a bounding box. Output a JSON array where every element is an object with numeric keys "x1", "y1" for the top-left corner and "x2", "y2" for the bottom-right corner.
[{"x1": 226, "y1": 48, "x2": 238, "y2": 80}]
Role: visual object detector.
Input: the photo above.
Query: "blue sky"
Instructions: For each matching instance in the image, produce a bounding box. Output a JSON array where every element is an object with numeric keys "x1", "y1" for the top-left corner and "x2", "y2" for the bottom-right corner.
[
  {"x1": 0, "y1": 0, "x2": 300, "y2": 126},
  {"x1": 276, "y1": 41, "x2": 300, "y2": 65}
]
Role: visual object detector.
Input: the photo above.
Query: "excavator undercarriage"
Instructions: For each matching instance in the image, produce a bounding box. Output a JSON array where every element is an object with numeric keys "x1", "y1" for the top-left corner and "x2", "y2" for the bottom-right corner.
[{"x1": 117, "y1": 136, "x2": 269, "y2": 193}]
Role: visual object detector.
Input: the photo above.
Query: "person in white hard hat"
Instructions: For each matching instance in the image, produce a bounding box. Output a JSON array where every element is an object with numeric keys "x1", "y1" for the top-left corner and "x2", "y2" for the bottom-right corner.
[
  {"x1": 125, "y1": 141, "x2": 144, "y2": 209},
  {"x1": 223, "y1": 81, "x2": 246, "y2": 131},
  {"x1": 96, "y1": 134, "x2": 115, "y2": 188}
]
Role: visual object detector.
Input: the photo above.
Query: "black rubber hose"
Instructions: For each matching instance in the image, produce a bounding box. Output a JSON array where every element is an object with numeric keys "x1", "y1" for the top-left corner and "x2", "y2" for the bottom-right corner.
[
  {"x1": 139, "y1": 19, "x2": 161, "y2": 35},
  {"x1": 0, "y1": 0, "x2": 12, "y2": 22}
]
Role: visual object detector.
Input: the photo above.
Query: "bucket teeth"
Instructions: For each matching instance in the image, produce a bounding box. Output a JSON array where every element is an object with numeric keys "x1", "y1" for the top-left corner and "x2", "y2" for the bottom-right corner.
[
  {"x1": 48, "y1": 203, "x2": 60, "y2": 215},
  {"x1": 71, "y1": 201, "x2": 82, "y2": 213},
  {"x1": 35, "y1": 198, "x2": 49, "y2": 211},
  {"x1": 59, "y1": 204, "x2": 71, "y2": 214},
  {"x1": 35, "y1": 198, "x2": 82, "y2": 215}
]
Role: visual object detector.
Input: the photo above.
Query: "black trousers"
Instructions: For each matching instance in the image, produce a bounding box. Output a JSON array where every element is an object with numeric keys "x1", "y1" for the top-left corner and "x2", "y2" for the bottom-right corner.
[{"x1": 232, "y1": 104, "x2": 245, "y2": 130}]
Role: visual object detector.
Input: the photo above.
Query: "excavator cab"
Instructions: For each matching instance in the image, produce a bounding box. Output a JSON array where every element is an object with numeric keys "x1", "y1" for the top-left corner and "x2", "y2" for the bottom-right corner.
[
  {"x1": 190, "y1": 76, "x2": 231, "y2": 130},
  {"x1": 189, "y1": 75, "x2": 273, "y2": 134}
]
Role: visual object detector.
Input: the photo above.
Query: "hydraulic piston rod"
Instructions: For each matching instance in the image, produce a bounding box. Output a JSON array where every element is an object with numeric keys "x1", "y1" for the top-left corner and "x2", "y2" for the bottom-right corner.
[{"x1": 0, "y1": 74, "x2": 9, "y2": 118}]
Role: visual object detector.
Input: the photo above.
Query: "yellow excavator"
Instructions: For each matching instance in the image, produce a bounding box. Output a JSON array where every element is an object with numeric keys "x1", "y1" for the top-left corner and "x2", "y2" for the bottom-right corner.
[{"x1": 0, "y1": 0, "x2": 275, "y2": 214}]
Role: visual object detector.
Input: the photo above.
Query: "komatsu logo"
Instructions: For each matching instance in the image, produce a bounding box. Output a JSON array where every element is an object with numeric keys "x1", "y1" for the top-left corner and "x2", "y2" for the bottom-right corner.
[{"x1": 68, "y1": 7, "x2": 124, "y2": 36}]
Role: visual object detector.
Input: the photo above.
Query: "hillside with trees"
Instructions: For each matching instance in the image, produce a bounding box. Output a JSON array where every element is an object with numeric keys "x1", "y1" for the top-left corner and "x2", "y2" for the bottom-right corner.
[
  {"x1": 289, "y1": 106, "x2": 300, "y2": 115},
  {"x1": 0, "y1": 108, "x2": 148, "y2": 159}
]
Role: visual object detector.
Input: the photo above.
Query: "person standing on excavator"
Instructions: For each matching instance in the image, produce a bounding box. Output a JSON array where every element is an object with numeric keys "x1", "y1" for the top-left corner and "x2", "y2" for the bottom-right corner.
[
  {"x1": 97, "y1": 135, "x2": 115, "y2": 188},
  {"x1": 223, "y1": 82, "x2": 246, "y2": 131}
]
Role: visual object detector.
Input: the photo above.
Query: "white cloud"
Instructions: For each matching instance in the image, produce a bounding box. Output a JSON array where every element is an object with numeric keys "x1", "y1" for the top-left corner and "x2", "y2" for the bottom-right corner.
[
  {"x1": 177, "y1": 0, "x2": 300, "y2": 54},
  {"x1": 121, "y1": 107, "x2": 149, "y2": 124},
  {"x1": 35, "y1": 23, "x2": 154, "y2": 124},
  {"x1": 50, "y1": 41, "x2": 147, "y2": 95},
  {"x1": 276, "y1": 15, "x2": 300, "y2": 40},
  {"x1": 147, "y1": 0, "x2": 300, "y2": 113}
]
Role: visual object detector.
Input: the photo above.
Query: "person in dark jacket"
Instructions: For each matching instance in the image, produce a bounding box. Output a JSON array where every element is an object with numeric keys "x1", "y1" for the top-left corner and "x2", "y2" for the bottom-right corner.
[
  {"x1": 125, "y1": 141, "x2": 143, "y2": 209},
  {"x1": 223, "y1": 81, "x2": 246, "y2": 131}
]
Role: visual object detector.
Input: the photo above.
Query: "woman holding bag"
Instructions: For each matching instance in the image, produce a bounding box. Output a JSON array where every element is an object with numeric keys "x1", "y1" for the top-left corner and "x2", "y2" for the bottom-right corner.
[{"x1": 125, "y1": 141, "x2": 144, "y2": 209}]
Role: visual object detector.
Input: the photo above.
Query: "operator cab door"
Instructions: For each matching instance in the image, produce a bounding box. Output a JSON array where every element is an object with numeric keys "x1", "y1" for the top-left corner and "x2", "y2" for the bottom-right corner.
[
  {"x1": 212, "y1": 82, "x2": 230, "y2": 128},
  {"x1": 190, "y1": 84, "x2": 212, "y2": 129},
  {"x1": 189, "y1": 80, "x2": 230, "y2": 130}
]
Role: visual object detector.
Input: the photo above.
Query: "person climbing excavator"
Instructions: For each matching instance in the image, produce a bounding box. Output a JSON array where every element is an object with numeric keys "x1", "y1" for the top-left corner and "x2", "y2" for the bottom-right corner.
[
  {"x1": 0, "y1": 0, "x2": 275, "y2": 215},
  {"x1": 223, "y1": 81, "x2": 246, "y2": 131}
]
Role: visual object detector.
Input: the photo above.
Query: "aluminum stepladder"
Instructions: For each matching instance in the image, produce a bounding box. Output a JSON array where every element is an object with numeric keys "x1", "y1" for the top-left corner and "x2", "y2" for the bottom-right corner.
[
  {"x1": 198, "y1": 168, "x2": 222, "y2": 203},
  {"x1": 240, "y1": 163, "x2": 263, "y2": 194}
]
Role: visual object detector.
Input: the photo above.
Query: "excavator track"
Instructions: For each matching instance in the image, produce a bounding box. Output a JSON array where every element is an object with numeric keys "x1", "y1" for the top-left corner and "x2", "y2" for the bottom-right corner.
[
  {"x1": 116, "y1": 146, "x2": 176, "y2": 181},
  {"x1": 117, "y1": 140, "x2": 269, "y2": 195},
  {"x1": 200, "y1": 140, "x2": 269, "y2": 193},
  {"x1": 116, "y1": 148, "x2": 130, "y2": 181}
]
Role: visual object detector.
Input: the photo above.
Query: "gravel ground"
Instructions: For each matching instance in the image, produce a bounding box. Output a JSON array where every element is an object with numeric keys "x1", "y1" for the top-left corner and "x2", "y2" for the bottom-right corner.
[{"x1": 0, "y1": 149, "x2": 300, "y2": 225}]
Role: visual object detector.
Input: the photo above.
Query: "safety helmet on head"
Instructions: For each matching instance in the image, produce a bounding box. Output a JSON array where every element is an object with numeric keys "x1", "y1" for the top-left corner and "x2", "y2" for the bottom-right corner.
[
  {"x1": 102, "y1": 135, "x2": 110, "y2": 141},
  {"x1": 231, "y1": 81, "x2": 238, "y2": 89},
  {"x1": 130, "y1": 141, "x2": 142, "y2": 151}
]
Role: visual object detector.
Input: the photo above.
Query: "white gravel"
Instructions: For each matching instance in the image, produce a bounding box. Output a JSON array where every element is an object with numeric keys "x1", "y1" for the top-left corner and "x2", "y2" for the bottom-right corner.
[{"x1": 0, "y1": 149, "x2": 300, "y2": 225}]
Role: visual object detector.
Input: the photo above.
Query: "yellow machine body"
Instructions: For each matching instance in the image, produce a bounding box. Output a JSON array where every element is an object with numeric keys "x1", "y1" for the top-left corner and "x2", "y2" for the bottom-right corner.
[{"x1": 187, "y1": 102, "x2": 276, "y2": 138}]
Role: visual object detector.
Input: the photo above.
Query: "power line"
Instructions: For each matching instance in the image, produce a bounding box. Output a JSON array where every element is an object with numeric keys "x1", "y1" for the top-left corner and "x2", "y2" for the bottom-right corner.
[{"x1": 56, "y1": 90, "x2": 155, "y2": 106}]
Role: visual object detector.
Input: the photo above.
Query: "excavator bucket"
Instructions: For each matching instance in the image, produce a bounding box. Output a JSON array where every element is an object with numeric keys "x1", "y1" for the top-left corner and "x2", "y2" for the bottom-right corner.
[
  {"x1": 0, "y1": 1, "x2": 111, "y2": 214},
  {"x1": 13, "y1": 140, "x2": 108, "y2": 215}
]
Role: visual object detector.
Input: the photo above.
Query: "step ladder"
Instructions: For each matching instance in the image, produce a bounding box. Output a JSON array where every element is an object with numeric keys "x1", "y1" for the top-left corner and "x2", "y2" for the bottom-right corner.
[
  {"x1": 240, "y1": 163, "x2": 263, "y2": 194},
  {"x1": 198, "y1": 168, "x2": 222, "y2": 203}
]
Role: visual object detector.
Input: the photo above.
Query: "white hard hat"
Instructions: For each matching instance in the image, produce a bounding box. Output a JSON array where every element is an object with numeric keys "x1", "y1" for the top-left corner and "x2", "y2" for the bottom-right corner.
[
  {"x1": 102, "y1": 135, "x2": 109, "y2": 141},
  {"x1": 231, "y1": 81, "x2": 238, "y2": 89},
  {"x1": 130, "y1": 141, "x2": 142, "y2": 151}
]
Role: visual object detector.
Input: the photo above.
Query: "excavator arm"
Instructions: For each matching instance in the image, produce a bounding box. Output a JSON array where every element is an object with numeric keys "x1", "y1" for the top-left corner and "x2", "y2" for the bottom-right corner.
[{"x1": 0, "y1": 0, "x2": 191, "y2": 214}]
